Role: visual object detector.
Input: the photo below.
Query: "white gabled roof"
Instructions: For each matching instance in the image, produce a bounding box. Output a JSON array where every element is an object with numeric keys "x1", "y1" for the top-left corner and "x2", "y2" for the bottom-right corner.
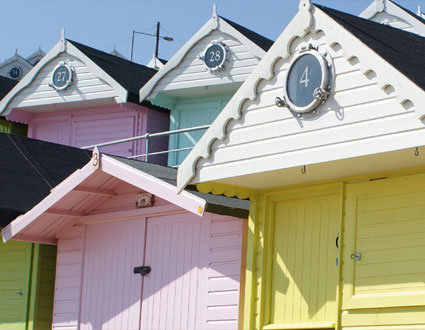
[
  {"x1": 177, "y1": 0, "x2": 425, "y2": 192},
  {"x1": 139, "y1": 4, "x2": 272, "y2": 102},
  {"x1": 0, "y1": 33, "x2": 129, "y2": 116},
  {"x1": 360, "y1": 0, "x2": 425, "y2": 36}
]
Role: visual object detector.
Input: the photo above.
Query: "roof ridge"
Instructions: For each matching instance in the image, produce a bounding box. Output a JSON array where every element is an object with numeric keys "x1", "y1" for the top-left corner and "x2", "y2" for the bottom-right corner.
[{"x1": 218, "y1": 15, "x2": 274, "y2": 51}]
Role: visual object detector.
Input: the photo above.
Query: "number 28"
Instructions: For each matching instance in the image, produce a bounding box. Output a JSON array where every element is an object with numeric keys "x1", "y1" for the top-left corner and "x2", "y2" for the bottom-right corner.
[{"x1": 209, "y1": 51, "x2": 221, "y2": 62}]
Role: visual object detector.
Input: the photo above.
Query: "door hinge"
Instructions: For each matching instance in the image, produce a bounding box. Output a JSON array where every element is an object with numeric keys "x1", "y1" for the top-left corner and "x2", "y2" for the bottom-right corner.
[{"x1": 350, "y1": 253, "x2": 361, "y2": 261}]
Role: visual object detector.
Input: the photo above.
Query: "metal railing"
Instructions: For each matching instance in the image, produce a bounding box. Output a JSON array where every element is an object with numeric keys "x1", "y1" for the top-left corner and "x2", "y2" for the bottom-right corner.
[{"x1": 81, "y1": 124, "x2": 210, "y2": 164}]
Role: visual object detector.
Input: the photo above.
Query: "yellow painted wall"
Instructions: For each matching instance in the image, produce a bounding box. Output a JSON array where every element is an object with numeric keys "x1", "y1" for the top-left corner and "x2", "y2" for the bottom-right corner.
[{"x1": 242, "y1": 169, "x2": 425, "y2": 330}]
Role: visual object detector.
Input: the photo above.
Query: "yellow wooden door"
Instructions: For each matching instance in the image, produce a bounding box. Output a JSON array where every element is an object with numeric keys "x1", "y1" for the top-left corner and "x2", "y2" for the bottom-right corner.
[
  {"x1": 267, "y1": 185, "x2": 341, "y2": 328},
  {"x1": 343, "y1": 173, "x2": 425, "y2": 310}
]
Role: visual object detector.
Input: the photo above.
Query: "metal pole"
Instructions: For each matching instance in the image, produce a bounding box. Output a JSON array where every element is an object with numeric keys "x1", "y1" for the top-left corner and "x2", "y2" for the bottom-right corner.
[
  {"x1": 145, "y1": 133, "x2": 150, "y2": 162},
  {"x1": 155, "y1": 22, "x2": 160, "y2": 59},
  {"x1": 130, "y1": 30, "x2": 135, "y2": 62}
]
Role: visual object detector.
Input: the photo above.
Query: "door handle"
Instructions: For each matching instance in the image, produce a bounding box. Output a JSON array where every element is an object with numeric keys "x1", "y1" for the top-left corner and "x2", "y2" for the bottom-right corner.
[{"x1": 133, "y1": 266, "x2": 151, "y2": 276}]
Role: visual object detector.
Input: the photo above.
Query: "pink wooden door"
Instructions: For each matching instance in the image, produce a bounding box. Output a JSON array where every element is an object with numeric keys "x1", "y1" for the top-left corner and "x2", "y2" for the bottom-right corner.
[
  {"x1": 71, "y1": 112, "x2": 138, "y2": 157},
  {"x1": 79, "y1": 218, "x2": 146, "y2": 330},
  {"x1": 140, "y1": 213, "x2": 207, "y2": 330}
]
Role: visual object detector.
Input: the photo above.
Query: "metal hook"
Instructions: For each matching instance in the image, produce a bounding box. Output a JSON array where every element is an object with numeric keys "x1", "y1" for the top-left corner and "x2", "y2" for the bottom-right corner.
[
  {"x1": 415, "y1": 147, "x2": 419, "y2": 157},
  {"x1": 301, "y1": 166, "x2": 306, "y2": 174}
]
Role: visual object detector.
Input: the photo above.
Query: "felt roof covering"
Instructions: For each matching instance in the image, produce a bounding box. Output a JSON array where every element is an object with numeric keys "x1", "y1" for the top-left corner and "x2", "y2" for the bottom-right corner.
[
  {"x1": 318, "y1": 5, "x2": 425, "y2": 90},
  {"x1": 0, "y1": 76, "x2": 18, "y2": 100},
  {"x1": 0, "y1": 133, "x2": 91, "y2": 227},
  {"x1": 0, "y1": 133, "x2": 248, "y2": 228},
  {"x1": 68, "y1": 39, "x2": 160, "y2": 104},
  {"x1": 113, "y1": 156, "x2": 249, "y2": 217},
  {"x1": 219, "y1": 16, "x2": 274, "y2": 51}
]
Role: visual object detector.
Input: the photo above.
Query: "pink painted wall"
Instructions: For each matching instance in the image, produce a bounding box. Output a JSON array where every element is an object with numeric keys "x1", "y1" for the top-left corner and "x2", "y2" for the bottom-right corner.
[
  {"x1": 10, "y1": 103, "x2": 169, "y2": 165},
  {"x1": 52, "y1": 193, "x2": 244, "y2": 330}
]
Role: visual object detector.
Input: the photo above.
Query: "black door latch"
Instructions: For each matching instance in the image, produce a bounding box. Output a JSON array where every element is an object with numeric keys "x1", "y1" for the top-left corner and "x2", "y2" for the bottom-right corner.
[{"x1": 133, "y1": 266, "x2": 151, "y2": 276}]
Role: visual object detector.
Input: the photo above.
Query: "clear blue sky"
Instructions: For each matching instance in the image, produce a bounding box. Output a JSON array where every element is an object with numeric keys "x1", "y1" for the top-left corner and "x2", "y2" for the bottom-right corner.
[{"x1": 0, "y1": 0, "x2": 423, "y2": 66}]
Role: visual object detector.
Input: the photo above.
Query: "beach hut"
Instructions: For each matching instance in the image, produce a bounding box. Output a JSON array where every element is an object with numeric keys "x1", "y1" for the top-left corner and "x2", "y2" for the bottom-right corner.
[
  {"x1": 3, "y1": 147, "x2": 248, "y2": 330},
  {"x1": 178, "y1": 1, "x2": 425, "y2": 329}
]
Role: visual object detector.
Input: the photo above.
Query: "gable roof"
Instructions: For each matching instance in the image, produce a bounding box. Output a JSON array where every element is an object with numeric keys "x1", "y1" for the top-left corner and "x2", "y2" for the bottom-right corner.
[
  {"x1": 0, "y1": 36, "x2": 164, "y2": 116},
  {"x1": 360, "y1": 0, "x2": 425, "y2": 36},
  {"x1": 69, "y1": 39, "x2": 158, "y2": 103},
  {"x1": 0, "y1": 76, "x2": 18, "y2": 100},
  {"x1": 139, "y1": 5, "x2": 274, "y2": 102},
  {"x1": 0, "y1": 133, "x2": 91, "y2": 227},
  {"x1": 1, "y1": 148, "x2": 248, "y2": 244},
  {"x1": 318, "y1": 5, "x2": 425, "y2": 90},
  {"x1": 176, "y1": 0, "x2": 425, "y2": 192},
  {"x1": 219, "y1": 16, "x2": 274, "y2": 51}
]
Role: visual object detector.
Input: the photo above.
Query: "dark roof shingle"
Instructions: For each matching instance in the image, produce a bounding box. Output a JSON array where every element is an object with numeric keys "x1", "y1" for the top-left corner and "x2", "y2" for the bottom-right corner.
[
  {"x1": 317, "y1": 5, "x2": 425, "y2": 90},
  {"x1": 68, "y1": 39, "x2": 158, "y2": 103},
  {"x1": 0, "y1": 76, "x2": 18, "y2": 100},
  {"x1": 219, "y1": 16, "x2": 274, "y2": 51}
]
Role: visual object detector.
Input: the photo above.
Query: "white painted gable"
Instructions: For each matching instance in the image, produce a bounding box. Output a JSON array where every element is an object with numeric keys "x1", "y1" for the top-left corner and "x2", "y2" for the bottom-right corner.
[
  {"x1": 139, "y1": 5, "x2": 270, "y2": 101},
  {"x1": 360, "y1": 0, "x2": 425, "y2": 36},
  {"x1": 177, "y1": 0, "x2": 425, "y2": 192},
  {"x1": 0, "y1": 37, "x2": 127, "y2": 115}
]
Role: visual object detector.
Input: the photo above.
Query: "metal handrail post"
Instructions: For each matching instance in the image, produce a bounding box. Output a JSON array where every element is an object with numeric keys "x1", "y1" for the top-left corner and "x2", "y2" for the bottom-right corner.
[{"x1": 145, "y1": 133, "x2": 150, "y2": 162}]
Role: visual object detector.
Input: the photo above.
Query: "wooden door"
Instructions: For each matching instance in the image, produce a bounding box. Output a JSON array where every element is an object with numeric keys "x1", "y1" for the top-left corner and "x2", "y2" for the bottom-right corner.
[
  {"x1": 71, "y1": 112, "x2": 137, "y2": 157},
  {"x1": 343, "y1": 173, "x2": 425, "y2": 310},
  {"x1": 268, "y1": 187, "x2": 340, "y2": 327},
  {"x1": 0, "y1": 240, "x2": 33, "y2": 330},
  {"x1": 80, "y1": 218, "x2": 146, "y2": 330},
  {"x1": 140, "y1": 213, "x2": 207, "y2": 330}
]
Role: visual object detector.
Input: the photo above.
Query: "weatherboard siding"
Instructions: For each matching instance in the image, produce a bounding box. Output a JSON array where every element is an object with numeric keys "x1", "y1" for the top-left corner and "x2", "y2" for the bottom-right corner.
[
  {"x1": 53, "y1": 226, "x2": 84, "y2": 330},
  {"x1": 7, "y1": 53, "x2": 119, "y2": 109},
  {"x1": 152, "y1": 30, "x2": 261, "y2": 93},
  {"x1": 51, "y1": 191, "x2": 244, "y2": 330},
  {"x1": 194, "y1": 29, "x2": 418, "y2": 183},
  {"x1": 26, "y1": 104, "x2": 169, "y2": 162},
  {"x1": 370, "y1": 12, "x2": 415, "y2": 33}
]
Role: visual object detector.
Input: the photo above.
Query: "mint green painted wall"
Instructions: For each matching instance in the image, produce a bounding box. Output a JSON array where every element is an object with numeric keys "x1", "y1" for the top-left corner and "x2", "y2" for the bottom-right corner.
[{"x1": 168, "y1": 95, "x2": 232, "y2": 166}]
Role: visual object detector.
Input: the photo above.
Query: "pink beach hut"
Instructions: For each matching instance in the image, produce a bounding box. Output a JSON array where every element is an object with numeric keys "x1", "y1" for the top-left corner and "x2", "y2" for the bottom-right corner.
[{"x1": 2, "y1": 148, "x2": 248, "y2": 330}]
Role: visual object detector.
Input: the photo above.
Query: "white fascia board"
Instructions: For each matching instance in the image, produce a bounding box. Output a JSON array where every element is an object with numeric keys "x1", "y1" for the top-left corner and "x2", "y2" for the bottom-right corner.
[
  {"x1": 360, "y1": 0, "x2": 385, "y2": 19},
  {"x1": 0, "y1": 39, "x2": 128, "y2": 116},
  {"x1": 100, "y1": 155, "x2": 206, "y2": 217},
  {"x1": 139, "y1": 15, "x2": 267, "y2": 102},
  {"x1": 176, "y1": 0, "x2": 425, "y2": 192},
  {"x1": 1, "y1": 158, "x2": 97, "y2": 243},
  {"x1": 65, "y1": 42, "x2": 128, "y2": 103},
  {"x1": 360, "y1": 0, "x2": 425, "y2": 36},
  {"x1": 139, "y1": 17, "x2": 219, "y2": 102},
  {"x1": 0, "y1": 39, "x2": 66, "y2": 116},
  {"x1": 176, "y1": 0, "x2": 314, "y2": 192}
]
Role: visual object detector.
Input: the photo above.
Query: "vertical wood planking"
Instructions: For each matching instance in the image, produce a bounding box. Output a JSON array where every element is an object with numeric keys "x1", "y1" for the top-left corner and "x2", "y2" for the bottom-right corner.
[
  {"x1": 79, "y1": 219, "x2": 145, "y2": 330},
  {"x1": 269, "y1": 191, "x2": 339, "y2": 325}
]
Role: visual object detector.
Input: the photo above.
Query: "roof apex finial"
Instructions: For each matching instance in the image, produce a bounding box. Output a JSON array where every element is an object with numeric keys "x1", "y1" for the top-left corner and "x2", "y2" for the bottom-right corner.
[
  {"x1": 15, "y1": 48, "x2": 18, "y2": 56},
  {"x1": 212, "y1": 3, "x2": 217, "y2": 19},
  {"x1": 418, "y1": 5, "x2": 422, "y2": 16},
  {"x1": 60, "y1": 27, "x2": 65, "y2": 42},
  {"x1": 299, "y1": 0, "x2": 312, "y2": 12},
  {"x1": 375, "y1": 0, "x2": 385, "y2": 12}
]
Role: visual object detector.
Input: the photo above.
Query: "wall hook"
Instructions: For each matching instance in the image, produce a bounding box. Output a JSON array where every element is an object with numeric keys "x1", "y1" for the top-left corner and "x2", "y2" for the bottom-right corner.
[
  {"x1": 415, "y1": 147, "x2": 419, "y2": 157},
  {"x1": 301, "y1": 165, "x2": 306, "y2": 174}
]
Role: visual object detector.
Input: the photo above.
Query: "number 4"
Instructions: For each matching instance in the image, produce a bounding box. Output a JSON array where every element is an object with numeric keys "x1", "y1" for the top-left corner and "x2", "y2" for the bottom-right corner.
[{"x1": 300, "y1": 66, "x2": 309, "y2": 88}]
